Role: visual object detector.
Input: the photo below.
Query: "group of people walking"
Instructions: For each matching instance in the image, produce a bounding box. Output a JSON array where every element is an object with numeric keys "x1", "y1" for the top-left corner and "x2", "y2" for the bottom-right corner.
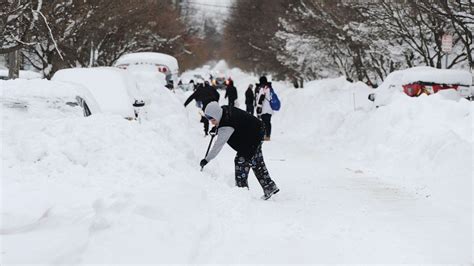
[{"x1": 183, "y1": 75, "x2": 279, "y2": 200}]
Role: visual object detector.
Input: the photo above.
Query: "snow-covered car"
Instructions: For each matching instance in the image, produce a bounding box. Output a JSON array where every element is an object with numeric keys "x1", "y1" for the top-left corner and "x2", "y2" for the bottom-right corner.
[
  {"x1": 177, "y1": 74, "x2": 208, "y2": 91},
  {"x1": 114, "y1": 52, "x2": 179, "y2": 89},
  {"x1": 1, "y1": 79, "x2": 99, "y2": 119},
  {"x1": 368, "y1": 67, "x2": 473, "y2": 106},
  {"x1": 210, "y1": 71, "x2": 226, "y2": 90},
  {"x1": 52, "y1": 67, "x2": 144, "y2": 120}
]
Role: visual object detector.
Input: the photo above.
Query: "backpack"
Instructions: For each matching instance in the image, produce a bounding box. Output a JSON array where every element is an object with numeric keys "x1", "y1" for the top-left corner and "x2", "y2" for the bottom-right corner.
[{"x1": 269, "y1": 88, "x2": 281, "y2": 111}]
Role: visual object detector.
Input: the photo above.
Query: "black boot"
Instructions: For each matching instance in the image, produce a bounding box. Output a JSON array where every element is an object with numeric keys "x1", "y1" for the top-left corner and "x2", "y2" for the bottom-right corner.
[{"x1": 261, "y1": 183, "x2": 279, "y2": 200}]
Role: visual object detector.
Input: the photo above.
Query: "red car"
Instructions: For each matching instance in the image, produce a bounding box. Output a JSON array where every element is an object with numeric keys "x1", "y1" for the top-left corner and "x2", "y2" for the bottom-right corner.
[{"x1": 402, "y1": 82, "x2": 461, "y2": 97}]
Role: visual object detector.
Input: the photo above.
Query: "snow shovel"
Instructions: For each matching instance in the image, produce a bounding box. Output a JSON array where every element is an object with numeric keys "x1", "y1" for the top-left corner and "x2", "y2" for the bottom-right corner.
[{"x1": 201, "y1": 128, "x2": 217, "y2": 172}]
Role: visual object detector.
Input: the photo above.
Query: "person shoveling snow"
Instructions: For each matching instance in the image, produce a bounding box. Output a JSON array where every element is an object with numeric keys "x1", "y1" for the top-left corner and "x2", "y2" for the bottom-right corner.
[{"x1": 199, "y1": 102, "x2": 280, "y2": 200}]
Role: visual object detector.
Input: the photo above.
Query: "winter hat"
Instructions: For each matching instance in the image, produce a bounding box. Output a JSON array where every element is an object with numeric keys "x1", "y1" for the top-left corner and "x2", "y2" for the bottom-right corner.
[
  {"x1": 259, "y1": 76, "x2": 268, "y2": 85},
  {"x1": 204, "y1": 101, "x2": 223, "y2": 122}
]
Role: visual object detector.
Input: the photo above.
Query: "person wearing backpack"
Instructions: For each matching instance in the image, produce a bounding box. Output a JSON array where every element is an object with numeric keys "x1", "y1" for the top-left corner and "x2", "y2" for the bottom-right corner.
[{"x1": 256, "y1": 76, "x2": 274, "y2": 141}]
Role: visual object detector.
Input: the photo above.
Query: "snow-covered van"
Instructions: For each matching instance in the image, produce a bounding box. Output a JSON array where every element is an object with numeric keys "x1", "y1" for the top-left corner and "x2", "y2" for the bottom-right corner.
[
  {"x1": 369, "y1": 67, "x2": 473, "y2": 106},
  {"x1": 114, "y1": 52, "x2": 179, "y2": 89},
  {"x1": 53, "y1": 67, "x2": 144, "y2": 120}
]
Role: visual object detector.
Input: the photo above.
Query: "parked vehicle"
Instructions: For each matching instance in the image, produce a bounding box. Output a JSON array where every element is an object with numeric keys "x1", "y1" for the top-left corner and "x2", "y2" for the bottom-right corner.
[
  {"x1": 53, "y1": 67, "x2": 144, "y2": 120},
  {"x1": 368, "y1": 67, "x2": 472, "y2": 106},
  {"x1": 177, "y1": 74, "x2": 206, "y2": 91},
  {"x1": 210, "y1": 71, "x2": 226, "y2": 90},
  {"x1": 1, "y1": 79, "x2": 98, "y2": 119},
  {"x1": 114, "y1": 52, "x2": 179, "y2": 89}
]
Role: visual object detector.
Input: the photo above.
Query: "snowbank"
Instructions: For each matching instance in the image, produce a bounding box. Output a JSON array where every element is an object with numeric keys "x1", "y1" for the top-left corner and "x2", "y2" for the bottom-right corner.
[
  {"x1": 1, "y1": 77, "x2": 226, "y2": 264},
  {"x1": 276, "y1": 77, "x2": 471, "y2": 262},
  {"x1": 277, "y1": 76, "x2": 471, "y2": 197}
]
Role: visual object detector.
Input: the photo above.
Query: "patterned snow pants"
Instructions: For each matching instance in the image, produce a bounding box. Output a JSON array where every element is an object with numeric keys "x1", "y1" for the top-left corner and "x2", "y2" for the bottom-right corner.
[{"x1": 234, "y1": 144, "x2": 277, "y2": 192}]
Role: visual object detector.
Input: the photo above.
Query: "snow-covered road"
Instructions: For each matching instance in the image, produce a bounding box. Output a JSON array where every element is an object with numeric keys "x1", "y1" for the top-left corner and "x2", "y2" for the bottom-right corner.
[
  {"x1": 1, "y1": 63, "x2": 471, "y2": 264},
  {"x1": 198, "y1": 136, "x2": 469, "y2": 263}
]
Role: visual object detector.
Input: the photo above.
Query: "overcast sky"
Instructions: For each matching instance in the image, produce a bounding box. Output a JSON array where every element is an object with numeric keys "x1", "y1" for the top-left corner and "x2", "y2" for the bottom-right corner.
[{"x1": 183, "y1": 0, "x2": 235, "y2": 33}]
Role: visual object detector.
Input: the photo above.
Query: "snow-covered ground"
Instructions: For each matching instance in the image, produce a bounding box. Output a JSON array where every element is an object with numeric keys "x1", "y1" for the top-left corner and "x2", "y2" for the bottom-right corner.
[{"x1": 1, "y1": 62, "x2": 472, "y2": 264}]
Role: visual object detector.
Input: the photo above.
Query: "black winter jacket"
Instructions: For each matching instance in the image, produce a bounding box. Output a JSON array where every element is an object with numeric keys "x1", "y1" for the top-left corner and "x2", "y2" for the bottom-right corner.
[
  {"x1": 225, "y1": 85, "x2": 238, "y2": 102},
  {"x1": 245, "y1": 88, "x2": 255, "y2": 105},
  {"x1": 218, "y1": 106, "x2": 264, "y2": 158},
  {"x1": 184, "y1": 86, "x2": 219, "y2": 109}
]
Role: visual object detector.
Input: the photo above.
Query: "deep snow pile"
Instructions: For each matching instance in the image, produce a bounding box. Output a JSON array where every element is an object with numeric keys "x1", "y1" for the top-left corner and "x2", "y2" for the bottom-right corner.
[
  {"x1": 0, "y1": 78, "x2": 230, "y2": 263},
  {"x1": 277, "y1": 77, "x2": 472, "y2": 259},
  {"x1": 277, "y1": 76, "x2": 471, "y2": 203},
  {"x1": 279, "y1": 78, "x2": 471, "y2": 165},
  {"x1": 1, "y1": 63, "x2": 472, "y2": 264}
]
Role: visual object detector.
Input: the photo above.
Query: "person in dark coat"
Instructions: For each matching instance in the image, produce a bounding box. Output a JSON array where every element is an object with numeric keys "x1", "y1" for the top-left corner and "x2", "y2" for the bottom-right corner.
[
  {"x1": 224, "y1": 78, "x2": 238, "y2": 108},
  {"x1": 205, "y1": 80, "x2": 220, "y2": 102},
  {"x1": 184, "y1": 84, "x2": 219, "y2": 136},
  {"x1": 254, "y1": 83, "x2": 261, "y2": 107},
  {"x1": 190, "y1": 79, "x2": 196, "y2": 91},
  {"x1": 245, "y1": 84, "x2": 255, "y2": 115},
  {"x1": 200, "y1": 102, "x2": 280, "y2": 200}
]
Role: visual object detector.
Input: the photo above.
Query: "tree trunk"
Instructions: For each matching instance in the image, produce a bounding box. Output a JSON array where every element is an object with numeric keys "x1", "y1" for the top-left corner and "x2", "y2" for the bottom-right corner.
[
  {"x1": 8, "y1": 50, "x2": 20, "y2": 79},
  {"x1": 299, "y1": 77, "x2": 304, "y2": 89}
]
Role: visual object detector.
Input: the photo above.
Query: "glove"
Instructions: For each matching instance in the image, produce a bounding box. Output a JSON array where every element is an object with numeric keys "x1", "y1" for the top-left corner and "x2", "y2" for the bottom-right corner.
[
  {"x1": 200, "y1": 159, "x2": 208, "y2": 168},
  {"x1": 209, "y1": 126, "x2": 218, "y2": 136}
]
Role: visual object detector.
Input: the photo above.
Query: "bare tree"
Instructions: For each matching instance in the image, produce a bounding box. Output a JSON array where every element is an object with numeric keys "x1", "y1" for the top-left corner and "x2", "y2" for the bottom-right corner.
[
  {"x1": 221, "y1": 0, "x2": 291, "y2": 78},
  {"x1": 273, "y1": 0, "x2": 472, "y2": 83},
  {"x1": 1, "y1": 0, "x2": 45, "y2": 78},
  {"x1": 2, "y1": 0, "x2": 209, "y2": 78}
]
